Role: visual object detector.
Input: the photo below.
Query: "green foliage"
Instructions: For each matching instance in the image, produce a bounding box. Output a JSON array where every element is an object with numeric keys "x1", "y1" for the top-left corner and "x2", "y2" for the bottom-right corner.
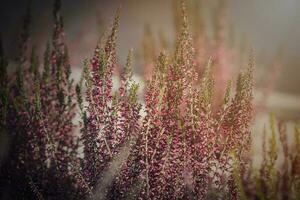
[
  {"x1": 42, "y1": 42, "x2": 51, "y2": 83},
  {"x1": 199, "y1": 58, "x2": 214, "y2": 110},
  {"x1": 30, "y1": 46, "x2": 40, "y2": 78},
  {"x1": 223, "y1": 80, "x2": 232, "y2": 105},
  {"x1": 34, "y1": 78, "x2": 41, "y2": 114},
  {"x1": 232, "y1": 151, "x2": 247, "y2": 200}
]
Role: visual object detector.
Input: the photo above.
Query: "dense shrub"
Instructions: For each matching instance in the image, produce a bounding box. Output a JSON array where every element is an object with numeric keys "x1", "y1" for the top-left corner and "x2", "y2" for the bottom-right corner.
[{"x1": 0, "y1": 0, "x2": 298, "y2": 200}]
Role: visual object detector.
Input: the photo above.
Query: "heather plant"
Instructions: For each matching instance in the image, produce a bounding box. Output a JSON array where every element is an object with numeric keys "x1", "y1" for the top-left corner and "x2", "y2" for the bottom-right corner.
[
  {"x1": 0, "y1": 0, "x2": 81, "y2": 199},
  {"x1": 139, "y1": 0, "x2": 239, "y2": 110},
  {"x1": 141, "y1": 0, "x2": 280, "y2": 111},
  {"x1": 234, "y1": 116, "x2": 300, "y2": 200},
  {"x1": 1, "y1": 0, "x2": 298, "y2": 200},
  {"x1": 71, "y1": 8, "x2": 145, "y2": 199},
  {"x1": 103, "y1": 2, "x2": 254, "y2": 199}
]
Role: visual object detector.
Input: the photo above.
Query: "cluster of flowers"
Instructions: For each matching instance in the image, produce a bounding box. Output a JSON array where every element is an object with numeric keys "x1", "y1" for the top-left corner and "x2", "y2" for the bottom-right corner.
[{"x1": 1, "y1": 0, "x2": 296, "y2": 199}]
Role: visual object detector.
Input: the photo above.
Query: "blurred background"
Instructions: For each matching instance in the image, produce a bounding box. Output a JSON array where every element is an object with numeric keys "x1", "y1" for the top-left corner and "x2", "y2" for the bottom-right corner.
[{"x1": 0, "y1": 0, "x2": 300, "y2": 122}]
